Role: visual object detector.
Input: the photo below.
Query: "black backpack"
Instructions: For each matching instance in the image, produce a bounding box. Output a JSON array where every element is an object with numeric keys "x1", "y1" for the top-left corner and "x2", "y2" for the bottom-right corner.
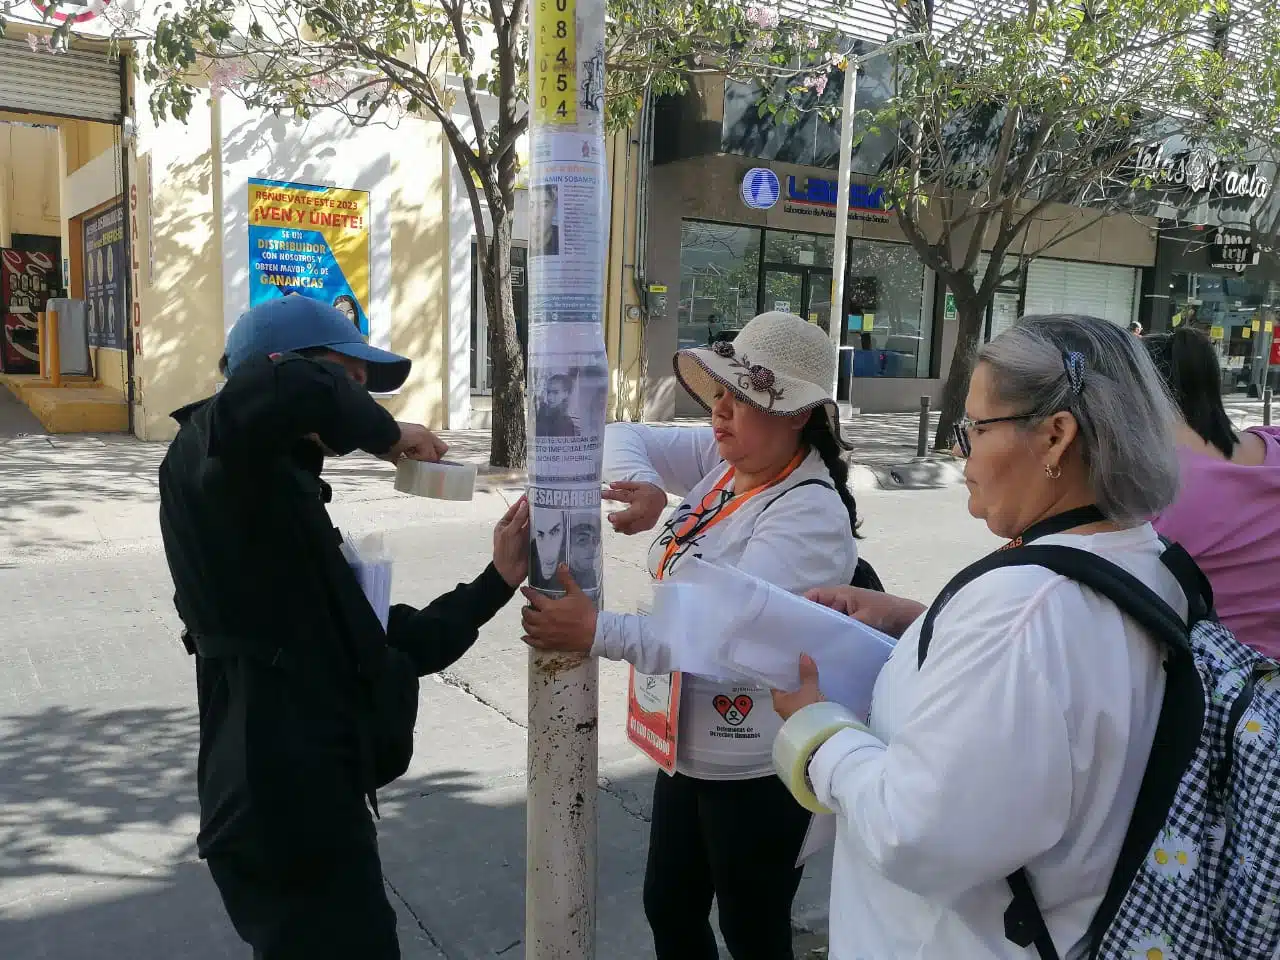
[{"x1": 915, "y1": 541, "x2": 1279, "y2": 960}]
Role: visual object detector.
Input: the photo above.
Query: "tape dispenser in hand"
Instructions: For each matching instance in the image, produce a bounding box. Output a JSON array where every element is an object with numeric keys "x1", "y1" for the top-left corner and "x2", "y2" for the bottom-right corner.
[
  {"x1": 394, "y1": 458, "x2": 477, "y2": 501},
  {"x1": 773, "y1": 700, "x2": 867, "y2": 814}
]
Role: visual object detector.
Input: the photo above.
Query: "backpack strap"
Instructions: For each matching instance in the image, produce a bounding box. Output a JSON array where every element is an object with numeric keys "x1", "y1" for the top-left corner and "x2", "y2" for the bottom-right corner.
[
  {"x1": 760, "y1": 477, "x2": 834, "y2": 511},
  {"x1": 759, "y1": 477, "x2": 885, "y2": 592},
  {"x1": 916, "y1": 544, "x2": 1204, "y2": 960},
  {"x1": 1157, "y1": 538, "x2": 1214, "y2": 622},
  {"x1": 918, "y1": 545, "x2": 1192, "y2": 669}
]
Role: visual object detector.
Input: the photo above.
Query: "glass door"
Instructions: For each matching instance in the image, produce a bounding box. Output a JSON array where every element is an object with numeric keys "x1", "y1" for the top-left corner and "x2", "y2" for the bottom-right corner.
[
  {"x1": 761, "y1": 267, "x2": 803, "y2": 318},
  {"x1": 804, "y1": 269, "x2": 833, "y2": 333},
  {"x1": 760, "y1": 265, "x2": 831, "y2": 332}
]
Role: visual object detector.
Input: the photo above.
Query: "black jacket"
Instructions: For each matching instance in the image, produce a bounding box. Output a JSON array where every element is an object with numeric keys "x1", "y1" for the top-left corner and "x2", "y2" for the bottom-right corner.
[{"x1": 158, "y1": 353, "x2": 515, "y2": 864}]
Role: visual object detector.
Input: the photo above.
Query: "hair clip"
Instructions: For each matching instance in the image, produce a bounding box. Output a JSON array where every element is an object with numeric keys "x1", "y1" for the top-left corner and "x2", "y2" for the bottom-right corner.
[{"x1": 1062, "y1": 351, "x2": 1086, "y2": 395}]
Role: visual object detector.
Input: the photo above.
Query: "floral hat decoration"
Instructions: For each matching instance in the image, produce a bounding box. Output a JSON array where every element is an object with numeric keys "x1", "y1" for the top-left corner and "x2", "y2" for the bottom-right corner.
[{"x1": 673, "y1": 311, "x2": 850, "y2": 449}]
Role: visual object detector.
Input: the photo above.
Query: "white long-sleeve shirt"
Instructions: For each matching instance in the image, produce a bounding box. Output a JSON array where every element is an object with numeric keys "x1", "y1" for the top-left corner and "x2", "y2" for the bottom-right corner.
[
  {"x1": 809, "y1": 525, "x2": 1188, "y2": 959},
  {"x1": 595, "y1": 422, "x2": 858, "y2": 779}
]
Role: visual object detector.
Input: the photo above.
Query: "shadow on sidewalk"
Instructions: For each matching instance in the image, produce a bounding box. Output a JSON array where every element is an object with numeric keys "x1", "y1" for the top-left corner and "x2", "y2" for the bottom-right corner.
[{"x1": 0, "y1": 703, "x2": 671, "y2": 959}]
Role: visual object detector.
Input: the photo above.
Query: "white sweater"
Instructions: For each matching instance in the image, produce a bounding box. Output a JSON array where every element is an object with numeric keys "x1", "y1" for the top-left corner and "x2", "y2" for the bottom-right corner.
[
  {"x1": 593, "y1": 422, "x2": 858, "y2": 780},
  {"x1": 811, "y1": 525, "x2": 1188, "y2": 959}
]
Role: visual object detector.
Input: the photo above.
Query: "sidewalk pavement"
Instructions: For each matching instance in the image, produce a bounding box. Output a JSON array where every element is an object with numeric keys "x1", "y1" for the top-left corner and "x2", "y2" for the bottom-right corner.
[
  {"x1": 0, "y1": 385, "x2": 46, "y2": 439},
  {"x1": 418, "y1": 411, "x2": 967, "y2": 492},
  {"x1": 0, "y1": 410, "x2": 970, "y2": 566}
]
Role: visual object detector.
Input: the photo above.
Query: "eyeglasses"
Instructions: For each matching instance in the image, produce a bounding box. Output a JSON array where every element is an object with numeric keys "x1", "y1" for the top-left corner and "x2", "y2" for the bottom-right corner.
[{"x1": 952, "y1": 413, "x2": 1039, "y2": 457}]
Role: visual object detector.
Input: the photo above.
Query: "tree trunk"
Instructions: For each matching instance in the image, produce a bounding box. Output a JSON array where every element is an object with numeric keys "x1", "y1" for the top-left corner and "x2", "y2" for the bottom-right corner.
[
  {"x1": 482, "y1": 212, "x2": 527, "y2": 468},
  {"x1": 931, "y1": 300, "x2": 986, "y2": 452}
]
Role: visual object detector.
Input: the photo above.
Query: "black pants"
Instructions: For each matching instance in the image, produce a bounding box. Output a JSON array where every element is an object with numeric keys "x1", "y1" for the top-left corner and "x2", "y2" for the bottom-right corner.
[
  {"x1": 643, "y1": 771, "x2": 812, "y2": 960},
  {"x1": 207, "y1": 837, "x2": 399, "y2": 960}
]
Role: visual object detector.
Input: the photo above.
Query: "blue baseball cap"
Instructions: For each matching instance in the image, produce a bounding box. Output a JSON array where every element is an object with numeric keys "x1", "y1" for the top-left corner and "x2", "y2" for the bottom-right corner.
[{"x1": 224, "y1": 295, "x2": 411, "y2": 393}]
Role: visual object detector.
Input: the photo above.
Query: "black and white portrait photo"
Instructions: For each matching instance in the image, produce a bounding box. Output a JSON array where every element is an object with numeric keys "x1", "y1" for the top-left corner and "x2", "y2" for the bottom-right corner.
[
  {"x1": 534, "y1": 368, "x2": 579, "y2": 438},
  {"x1": 532, "y1": 184, "x2": 560, "y2": 257},
  {"x1": 567, "y1": 509, "x2": 602, "y2": 596},
  {"x1": 529, "y1": 507, "x2": 569, "y2": 592}
]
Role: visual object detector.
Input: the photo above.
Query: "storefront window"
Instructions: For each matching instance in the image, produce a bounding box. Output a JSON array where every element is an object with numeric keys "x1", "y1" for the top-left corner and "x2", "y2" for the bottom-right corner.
[
  {"x1": 842, "y1": 239, "x2": 932, "y2": 381},
  {"x1": 764, "y1": 231, "x2": 834, "y2": 269},
  {"x1": 679, "y1": 222, "x2": 934, "y2": 380},
  {"x1": 678, "y1": 222, "x2": 761, "y2": 349},
  {"x1": 1168, "y1": 271, "x2": 1279, "y2": 395}
]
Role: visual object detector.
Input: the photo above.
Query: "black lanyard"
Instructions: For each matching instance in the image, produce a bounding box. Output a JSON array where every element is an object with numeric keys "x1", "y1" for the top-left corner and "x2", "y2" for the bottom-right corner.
[{"x1": 1002, "y1": 504, "x2": 1106, "y2": 551}]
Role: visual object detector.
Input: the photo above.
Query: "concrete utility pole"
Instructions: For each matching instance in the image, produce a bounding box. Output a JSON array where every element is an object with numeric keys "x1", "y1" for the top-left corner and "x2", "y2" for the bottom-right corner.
[
  {"x1": 525, "y1": 0, "x2": 608, "y2": 953},
  {"x1": 827, "y1": 32, "x2": 927, "y2": 401}
]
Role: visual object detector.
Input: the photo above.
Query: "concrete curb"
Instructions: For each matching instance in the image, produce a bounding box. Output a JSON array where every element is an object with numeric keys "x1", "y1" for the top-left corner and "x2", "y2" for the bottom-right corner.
[{"x1": 863, "y1": 456, "x2": 966, "y2": 491}]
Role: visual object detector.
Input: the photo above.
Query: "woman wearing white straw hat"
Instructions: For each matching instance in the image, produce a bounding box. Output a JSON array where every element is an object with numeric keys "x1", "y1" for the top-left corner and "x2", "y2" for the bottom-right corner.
[{"x1": 521, "y1": 312, "x2": 861, "y2": 959}]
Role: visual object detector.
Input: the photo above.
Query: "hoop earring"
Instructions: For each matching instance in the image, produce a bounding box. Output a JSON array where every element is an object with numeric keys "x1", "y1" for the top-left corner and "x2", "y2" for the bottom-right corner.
[{"x1": 1044, "y1": 463, "x2": 1062, "y2": 480}]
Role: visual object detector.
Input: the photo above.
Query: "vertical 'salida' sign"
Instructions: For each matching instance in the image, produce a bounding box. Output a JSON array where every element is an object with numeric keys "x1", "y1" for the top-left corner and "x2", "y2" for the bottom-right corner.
[{"x1": 525, "y1": 0, "x2": 606, "y2": 952}]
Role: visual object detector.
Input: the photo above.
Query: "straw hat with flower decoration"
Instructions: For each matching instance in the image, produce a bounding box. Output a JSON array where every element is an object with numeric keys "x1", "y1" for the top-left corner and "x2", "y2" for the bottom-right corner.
[{"x1": 673, "y1": 311, "x2": 850, "y2": 449}]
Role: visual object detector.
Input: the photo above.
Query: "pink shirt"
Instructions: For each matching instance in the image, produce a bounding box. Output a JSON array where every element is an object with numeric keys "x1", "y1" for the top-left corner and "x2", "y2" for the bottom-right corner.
[{"x1": 1154, "y1": 427, "x2": 1280, "y2": 658}]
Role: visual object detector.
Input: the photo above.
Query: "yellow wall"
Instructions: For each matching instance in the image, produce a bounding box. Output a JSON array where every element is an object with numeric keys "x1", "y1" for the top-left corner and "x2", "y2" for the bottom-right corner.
[
  {"x1": 133, "y1": 99, "x2": 222, "y2": 441},
  {"x1": 0, "y1": 120, "x2": 61, "y2": 242},
  {"x1": 603, "y1": 126, "x2": 647, "y2": 422},
  {"x1": 133, "y1": 101, "x2": 454, "y2": 441},
  {"x1": 382, "y1": 120, "x2": 451, "y2": 427}
]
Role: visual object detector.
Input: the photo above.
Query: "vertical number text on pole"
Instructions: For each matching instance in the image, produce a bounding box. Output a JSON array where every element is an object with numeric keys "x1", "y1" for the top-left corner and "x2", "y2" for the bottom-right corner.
[{"x1": 534, "y1": 0, "x2": 577, "y2": 125}]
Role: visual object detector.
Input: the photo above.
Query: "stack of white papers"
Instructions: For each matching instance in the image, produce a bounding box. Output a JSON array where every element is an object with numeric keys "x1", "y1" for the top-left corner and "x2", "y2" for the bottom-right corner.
[
  {"x1": 649, "y1": 558, "x2": 895, "y2": 719},
  {"x1": 341, "y1": 533, "x2": 393, "y2": 631}
]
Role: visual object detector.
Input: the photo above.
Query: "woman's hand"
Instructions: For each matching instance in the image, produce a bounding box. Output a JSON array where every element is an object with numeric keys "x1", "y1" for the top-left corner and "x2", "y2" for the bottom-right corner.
[
  {"x1": 806, "y1": 586, "x2": 926, "y2": 639},
  {"x1": 603, "y1": 481, "x2": 667, "y2": 535},
  {"x1": 492, "y1": 496, "x2": 531, "y2": 588},
  {"x1": 520, "y1": 566, "x2": 598, "y2": 653},
  {"x1": 772, "y1": 654, "x2": 824, "y2": 721}
]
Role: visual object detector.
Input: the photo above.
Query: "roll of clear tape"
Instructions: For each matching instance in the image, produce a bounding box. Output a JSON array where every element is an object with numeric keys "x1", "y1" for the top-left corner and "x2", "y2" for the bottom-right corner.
[
  {"x1": 773, "y1": 700, "x2": 862, "y2": 814},
  {"x1": 394, "y1": 458, "x2": 477, "y2": 501}
]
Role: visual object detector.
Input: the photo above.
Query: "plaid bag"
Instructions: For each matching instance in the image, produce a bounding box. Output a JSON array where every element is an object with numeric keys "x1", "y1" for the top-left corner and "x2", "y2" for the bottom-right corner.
[{"x1": 918, "y1": 541, "x2": 1280, "y2": 960}]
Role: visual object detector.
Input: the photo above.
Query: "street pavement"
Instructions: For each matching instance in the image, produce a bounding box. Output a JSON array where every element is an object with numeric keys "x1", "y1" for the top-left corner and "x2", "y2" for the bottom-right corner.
[{"x1": 0, "y1": 397, "x2": 1268, "y2": 959}]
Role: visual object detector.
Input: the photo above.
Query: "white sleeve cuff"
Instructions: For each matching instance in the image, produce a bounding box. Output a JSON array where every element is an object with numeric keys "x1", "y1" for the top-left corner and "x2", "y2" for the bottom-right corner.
[
  {"x1": 591, "y1": 611, "x2": 621, "y2": 660},
  {"x1": 808, "y1": 724, "x2": 885, "y2": 809}
]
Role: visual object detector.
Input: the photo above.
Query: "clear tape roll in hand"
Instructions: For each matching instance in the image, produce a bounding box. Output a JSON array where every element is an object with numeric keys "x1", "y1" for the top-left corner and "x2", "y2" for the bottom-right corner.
[
  {"x1": 394, "y1": 458, "x2": 477, "y2": 501},
  {"x1": 773, "y1": 700, "x2": 864, "y2": 814}
]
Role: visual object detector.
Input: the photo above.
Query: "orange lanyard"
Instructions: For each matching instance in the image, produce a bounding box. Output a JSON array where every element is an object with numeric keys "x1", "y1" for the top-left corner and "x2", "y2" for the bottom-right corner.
[{"x1": 655, "y1": 448, "x2": 807, "y2": 581}]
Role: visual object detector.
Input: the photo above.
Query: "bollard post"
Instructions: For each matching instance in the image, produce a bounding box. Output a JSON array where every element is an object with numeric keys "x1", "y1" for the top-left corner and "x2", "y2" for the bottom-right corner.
[
  {"x1": 48, "y1": 307, "x2": 62, "y2": 388},
  {"x1": 524, "y1": 0, "x2": 606, "y2": 954},
  {"x1": 38, "y1": 311, "x2": 48, "y2": 380},
  {"x1": 916, "y1": 395, "x2": 931, "y2": 458},
  {"x1": 1265, "y1": 387, "x2": 1273, "y2": 427}
]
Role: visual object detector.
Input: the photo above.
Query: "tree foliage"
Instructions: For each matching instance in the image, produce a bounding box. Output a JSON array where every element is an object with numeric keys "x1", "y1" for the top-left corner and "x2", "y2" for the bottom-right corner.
[
  {"x1": 826, "y1": 0, "x2": 1280, "y2": 448},
  {"x1": 3, "y1": 0, "x2": 850, "y2": 466}
]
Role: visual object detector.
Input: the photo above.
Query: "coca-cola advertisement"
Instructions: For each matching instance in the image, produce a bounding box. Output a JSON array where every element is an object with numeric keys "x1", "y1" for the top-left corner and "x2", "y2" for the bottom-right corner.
[{"x1": 1, "y1": 249, "x2": 55, "y2": 374}]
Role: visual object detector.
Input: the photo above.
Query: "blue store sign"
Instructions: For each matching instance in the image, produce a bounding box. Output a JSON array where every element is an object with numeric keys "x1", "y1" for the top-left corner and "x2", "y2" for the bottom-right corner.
[{"x1": 741, "y1": 168, "x2": 781, "y2": 210}]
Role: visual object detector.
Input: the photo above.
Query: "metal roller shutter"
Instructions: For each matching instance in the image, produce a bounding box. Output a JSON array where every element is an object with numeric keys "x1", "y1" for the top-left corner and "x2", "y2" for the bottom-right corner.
[
  {"x1": 1024, "y1": 259, "x2": 1138, "y2": 328},
  {"x1": 972, "y1": 252, "x2": 1024, "y2": 341},
  {"x1": 0, "y1": 39, "x2": 122, "y2": 123}
]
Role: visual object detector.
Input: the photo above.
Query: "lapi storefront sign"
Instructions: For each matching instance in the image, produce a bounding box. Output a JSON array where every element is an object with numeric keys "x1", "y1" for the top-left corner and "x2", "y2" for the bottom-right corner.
[
  {"x1": 1134, "y1": 142, "x2": 1272, "y2": 202},
  {"x1": 739, "y1": 168, "x2": 892, "y2": 223}
]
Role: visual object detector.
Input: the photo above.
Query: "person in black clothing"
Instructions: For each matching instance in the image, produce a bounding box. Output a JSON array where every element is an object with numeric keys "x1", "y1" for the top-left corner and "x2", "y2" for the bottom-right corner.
[{"x1": 159, "y1": 296, "x2": 529, "y2": 959}]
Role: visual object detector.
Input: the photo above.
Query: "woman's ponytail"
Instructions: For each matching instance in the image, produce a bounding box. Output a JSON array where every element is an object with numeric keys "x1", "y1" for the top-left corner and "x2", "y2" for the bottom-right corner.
[{"x1": 802, "y1": 413, "x2": 861, "y2": 540}]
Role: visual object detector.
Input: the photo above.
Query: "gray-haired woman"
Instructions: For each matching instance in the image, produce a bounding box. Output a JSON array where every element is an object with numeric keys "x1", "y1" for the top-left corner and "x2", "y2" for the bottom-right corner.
[{"x1": 771, "y1": 315, "x2": 1190, "y2": 959}]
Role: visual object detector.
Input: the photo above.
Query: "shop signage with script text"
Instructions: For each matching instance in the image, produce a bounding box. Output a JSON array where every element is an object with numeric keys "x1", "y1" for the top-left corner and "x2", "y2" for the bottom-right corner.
[
  {"x1": 1208, "y1": 229, "x2": 1257, "y2": 273},
  {"x1": 1134, "y1": 142, "x2": 1272, "y2": 203}
]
